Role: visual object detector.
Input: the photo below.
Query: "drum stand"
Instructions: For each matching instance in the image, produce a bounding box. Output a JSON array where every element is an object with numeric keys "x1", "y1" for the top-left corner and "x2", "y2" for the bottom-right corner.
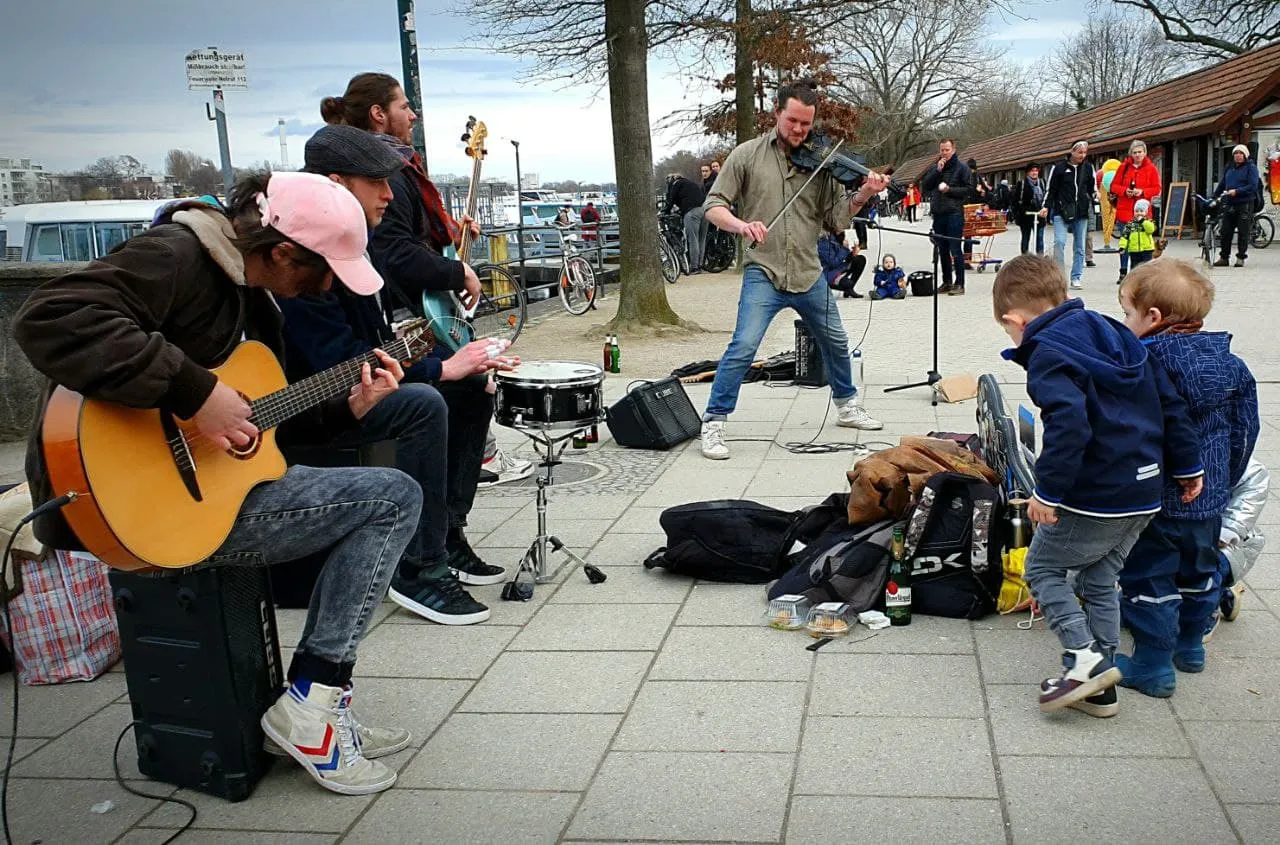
[{"x1": 501, "y1": 424, "x2": 607, "y2": 601}]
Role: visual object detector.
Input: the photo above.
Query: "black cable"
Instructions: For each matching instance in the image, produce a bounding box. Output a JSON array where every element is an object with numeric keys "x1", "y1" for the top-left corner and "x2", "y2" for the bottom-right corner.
[
  {"x1": 1, "y1": 528, "x2": 21, "y2": 845},
  {"x1": 1, "y1": 493, "x2": 87, "y2": 845},
  {"x1": 112, "y1": 722, "x2": 198, "y2": 844}
]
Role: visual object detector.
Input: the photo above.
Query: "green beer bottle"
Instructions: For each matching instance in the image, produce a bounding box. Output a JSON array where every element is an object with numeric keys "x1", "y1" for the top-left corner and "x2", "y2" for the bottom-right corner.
[{"x1": 885, "y1": 526, "x2": 912, "y2": 626}]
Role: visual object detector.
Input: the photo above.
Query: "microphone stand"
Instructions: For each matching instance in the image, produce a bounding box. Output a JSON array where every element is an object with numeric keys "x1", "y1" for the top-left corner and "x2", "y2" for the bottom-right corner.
[{"x1": 851, "y1": 216, "x2": 970, "y2": 407}]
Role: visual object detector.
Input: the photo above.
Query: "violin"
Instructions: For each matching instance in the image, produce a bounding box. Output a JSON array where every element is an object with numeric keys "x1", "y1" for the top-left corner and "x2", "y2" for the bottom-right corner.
[{"x1": 789, "y1": 130, "x2": 907, "y2": 201}]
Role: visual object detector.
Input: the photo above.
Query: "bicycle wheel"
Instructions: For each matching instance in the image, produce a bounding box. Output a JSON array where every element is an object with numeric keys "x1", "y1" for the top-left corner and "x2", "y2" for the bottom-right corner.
[
  {"x1": 559, "y1": 255, "x2": 597, "y2": 315},
  {"x1": 701, "y1": 230, "x2": 734, "y2": 273},
  {"x1": 1252, "y1": 215, "x2": 1274, "y2": 249},
  {"x1": 659, "y1": 239, "x2": 679, "y2": 283},
  {"x1": 1202, "y1": 219, "x2": 1215, "y2": 264},
  {"x1": 470, "y1": 262, "x2": 527, "y2": 343}
]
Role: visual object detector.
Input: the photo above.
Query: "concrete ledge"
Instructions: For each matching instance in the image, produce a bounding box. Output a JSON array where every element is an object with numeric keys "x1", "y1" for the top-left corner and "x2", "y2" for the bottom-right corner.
[{"x1": 1, "y1": 263, "x2": 85, "y2": 441}]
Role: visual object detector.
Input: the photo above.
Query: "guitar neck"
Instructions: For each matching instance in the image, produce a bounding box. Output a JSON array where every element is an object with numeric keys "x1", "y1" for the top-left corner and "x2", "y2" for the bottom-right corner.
[
  {"x1": 249, "y1": 337, "x2": 413, "y2": 430},
  {"x1": 457, "y1": 156, "x2": 483, "y2": 264}
]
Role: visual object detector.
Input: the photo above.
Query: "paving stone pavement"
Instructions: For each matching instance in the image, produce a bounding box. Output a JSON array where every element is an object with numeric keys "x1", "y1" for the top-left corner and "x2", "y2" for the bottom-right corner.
[{"x1": 1, "y1": 229, "x2": 1277, "y2": 843}]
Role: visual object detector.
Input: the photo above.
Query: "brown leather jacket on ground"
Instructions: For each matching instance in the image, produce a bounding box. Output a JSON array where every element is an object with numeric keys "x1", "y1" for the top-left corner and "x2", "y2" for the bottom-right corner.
[
  {"x1": 13, "y1": 205, "x2": 355, "y2": 550},
  {"x1": 846, "y1": 436, "x2": 999, "y2": 525}
]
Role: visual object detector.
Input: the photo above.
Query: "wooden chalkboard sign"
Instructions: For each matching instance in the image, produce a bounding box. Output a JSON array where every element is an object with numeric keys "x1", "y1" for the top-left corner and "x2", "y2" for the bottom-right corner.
[{"x1": 1164, "y1": 182, "x2": 1190, "y2": 239}]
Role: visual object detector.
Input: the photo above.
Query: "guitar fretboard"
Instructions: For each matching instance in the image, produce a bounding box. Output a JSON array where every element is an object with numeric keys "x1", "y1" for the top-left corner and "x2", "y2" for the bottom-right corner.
[{"x1": 249, "y1": 337, "x2": 413, "y2": 430}]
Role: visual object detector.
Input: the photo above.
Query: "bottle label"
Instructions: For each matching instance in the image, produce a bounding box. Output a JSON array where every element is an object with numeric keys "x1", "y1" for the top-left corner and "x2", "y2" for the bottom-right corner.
[{"x1": 885, "y1": 584, "x2": 912, "y2": 607}]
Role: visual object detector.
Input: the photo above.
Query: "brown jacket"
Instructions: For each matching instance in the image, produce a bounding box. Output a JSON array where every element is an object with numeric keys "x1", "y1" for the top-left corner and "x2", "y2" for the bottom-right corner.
[
  {"x1": 846, "y1": 437, "x2": 999, "y2": 525},
  {"x1": 14, "y1": 205, "x2": 354, "y2": 549}
]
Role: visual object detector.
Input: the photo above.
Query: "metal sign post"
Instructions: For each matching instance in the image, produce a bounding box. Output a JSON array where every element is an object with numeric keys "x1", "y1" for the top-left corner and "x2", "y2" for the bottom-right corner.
[
  {"x1": 397, "y1": 1, "x2": 427, "y2": 165},
  {"x1": 186, "y1": 48, "x2": 248, "y2": 196}
]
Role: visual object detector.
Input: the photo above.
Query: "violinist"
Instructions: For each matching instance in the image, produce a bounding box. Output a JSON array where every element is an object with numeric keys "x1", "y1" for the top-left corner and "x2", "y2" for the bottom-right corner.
[
  {"x1": 697, "y1": 77, "x2": 889, "y2": 462},
  {"x1": 919, "y1": 139, "x2": 974, "y2": 296}
]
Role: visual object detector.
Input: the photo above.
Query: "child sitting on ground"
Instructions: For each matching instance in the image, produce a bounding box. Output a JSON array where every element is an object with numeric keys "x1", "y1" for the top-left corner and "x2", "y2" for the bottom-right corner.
[
  {"x1": 1117, "y1": 198, "x2": 1157, "y2": 283},
  {"x1": 1204, "y1": 457, "x2": 1268, "y2": 642},
  {"x1": 993, "y1": 255, "x2": 1202, "y2": 717},
  {"x1": 1117, "y1": 260, "x2": 1259, "y2": 696},
  {"x1": 870, "y1": 254, "x2": 906, "y2": 300}
]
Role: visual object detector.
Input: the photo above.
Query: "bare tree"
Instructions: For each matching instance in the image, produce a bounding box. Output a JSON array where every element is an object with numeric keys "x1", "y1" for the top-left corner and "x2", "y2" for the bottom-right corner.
[
  {"x1": 1046, "y1": 10, "x2": 1190, "y2": 109},
  {"x1": 823, "y1": 0, "x2": 1008, "y2": 167},
  {"x1": 1108, "y1": 0, "x2": 1280, "y2": 60},
  {"x1": 460, "y1": 0, "x2": 699, "y2": 333}
]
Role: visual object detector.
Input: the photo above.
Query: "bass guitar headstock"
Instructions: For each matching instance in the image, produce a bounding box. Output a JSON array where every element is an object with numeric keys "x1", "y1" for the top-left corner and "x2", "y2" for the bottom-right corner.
[{"x1": 461, "y1": 115, "x2": 488, "y2": 161}]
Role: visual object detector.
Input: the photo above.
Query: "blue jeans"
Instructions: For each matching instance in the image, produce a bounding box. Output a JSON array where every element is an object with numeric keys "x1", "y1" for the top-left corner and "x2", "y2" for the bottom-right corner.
[
  {"x1": 1019, "y1": 217, "x2": 1045, "y2": 255},
  {"x1": 1025, "y1": 511, "x2": 1151, "y2": 653},
  {"x1": 1120, "y1": 515, "x2": 1222, "y2": 651},
  {"x1": 323, "y1": 379, "x2": 492, "y2": 580},
  {"x1": 205, "y1": 465, "x2": 421, "y2": 683},
  {"x1": 931, "y1": 211, "x2": 966, "y2": 289},
  {"x1": 1052, "y1": 216, "x2": 1088, "y2": 281},
  {"x1": 705, "y1": 265, "x2": 854, "y2": 418}
]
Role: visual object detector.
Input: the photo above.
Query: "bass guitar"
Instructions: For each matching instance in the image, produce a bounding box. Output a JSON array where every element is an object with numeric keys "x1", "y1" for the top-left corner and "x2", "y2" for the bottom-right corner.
[
  {"x1": 421, "y1": 116, "x2": 487, "y2": 351},
  {"x1": 42, "y1": 320, "x2": 436, "y2": 572}
]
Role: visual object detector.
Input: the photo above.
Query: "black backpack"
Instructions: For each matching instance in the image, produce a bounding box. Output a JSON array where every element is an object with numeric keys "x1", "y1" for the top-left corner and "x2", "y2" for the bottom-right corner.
[
  {"x1": 644, "y1": 495, "x2": 851, "y2": 583},
  {"x1": 900, "y1": 472, "x2": 1003, "y2": 619},
  {"x1": 767, "y1": 519, "x2": 899, "y2": 611}
]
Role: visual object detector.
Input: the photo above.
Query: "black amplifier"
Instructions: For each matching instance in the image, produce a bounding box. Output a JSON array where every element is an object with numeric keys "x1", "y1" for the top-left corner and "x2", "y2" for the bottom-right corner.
[
  {"x1": 109, "y1": 566, "x2": 283, "y2": 802},
  {"x1": 794, "y1": 320, "x2": 828, "y2": 387},
  {"x1": 606, "y1": 377, "x2": 702, "y2": 449}
]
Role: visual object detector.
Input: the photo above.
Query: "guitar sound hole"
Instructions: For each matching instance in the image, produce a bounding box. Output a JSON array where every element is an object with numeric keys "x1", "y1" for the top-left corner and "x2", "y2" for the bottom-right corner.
[{"x1": 228, "y1": 433, "x2": 263, "y2": 460}]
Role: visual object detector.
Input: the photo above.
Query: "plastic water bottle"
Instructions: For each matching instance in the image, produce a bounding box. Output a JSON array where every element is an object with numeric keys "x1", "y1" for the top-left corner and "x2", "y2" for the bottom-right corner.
[{"x1": 852, "y1": 348, "x2": 865, "y2": 408}]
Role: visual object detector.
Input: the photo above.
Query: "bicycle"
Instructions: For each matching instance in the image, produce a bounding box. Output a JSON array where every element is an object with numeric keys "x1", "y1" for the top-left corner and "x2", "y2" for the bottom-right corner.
[
  {"x1": 1194, "y1": 194, "x2": 1223, "y2": 264},
  {"x1": 471, "y1": 261, "x2": 527, "y2": 343},
  {"x1": 658, "y1": 236, "x2": 680, "y2": 283},
  {"x1": 555, "y1": 227, "x2": 598, "y2": 315},
  {"x1": 701, "y1": 226, "x2": 737, "y2": 273},
  {"x1": 1252, "y1": 210, "x2": 1275, "y2": 249},
  {"x1": 659, "y1": 212, "x2": 690, "y2": 279}
]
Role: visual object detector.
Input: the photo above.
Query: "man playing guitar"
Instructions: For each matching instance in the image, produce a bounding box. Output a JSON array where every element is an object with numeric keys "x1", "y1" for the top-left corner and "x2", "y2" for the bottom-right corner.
[
  {"x1": 699, "y1": 78, "x2": 888, "y2": 460},
  {"x1": 15, "y1": 172, "x2": 417, "y2": 796}
]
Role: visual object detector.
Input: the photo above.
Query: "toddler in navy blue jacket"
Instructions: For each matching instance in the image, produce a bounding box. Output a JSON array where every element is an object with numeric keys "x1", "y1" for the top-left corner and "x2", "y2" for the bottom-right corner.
[
  {"x1": 993, "y1": 255, "x2": 1203, "y2": 717},
  {"x1": 1117, "y1": 260, "x2": 1259, "y2": 696}
]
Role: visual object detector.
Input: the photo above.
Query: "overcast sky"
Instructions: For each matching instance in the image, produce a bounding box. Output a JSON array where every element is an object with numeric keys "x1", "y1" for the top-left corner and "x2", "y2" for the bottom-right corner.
[{"x1": 0, "y1": 0, "x2": 1086, "y2": 183}]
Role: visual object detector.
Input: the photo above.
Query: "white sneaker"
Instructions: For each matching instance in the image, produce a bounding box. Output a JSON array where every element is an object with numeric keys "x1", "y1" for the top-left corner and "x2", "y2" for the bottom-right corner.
[
  {"x1": 1070, "y1": 280, "x2": 1083, "y2": 290},
  {"x1": 837, "y1": 403, "x2": 883, "y2": 430},
  {"x1": 477, "y1": 446, "x2": 535, "y2": 488},
  {"x1": 261, "y1": 681, "x2": 397, "y2": 795},
  {"x1": 265, "y1": 683, "x2": 410, "y2": 759},
  {"x1": 700, "y1": 420, "x2": 729, "y2": 460}
]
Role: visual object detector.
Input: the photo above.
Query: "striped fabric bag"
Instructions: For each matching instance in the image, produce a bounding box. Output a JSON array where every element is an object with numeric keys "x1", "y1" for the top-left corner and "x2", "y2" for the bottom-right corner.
[{"x1": 1, "y1": 550, "x2": 121, "y2": 685}]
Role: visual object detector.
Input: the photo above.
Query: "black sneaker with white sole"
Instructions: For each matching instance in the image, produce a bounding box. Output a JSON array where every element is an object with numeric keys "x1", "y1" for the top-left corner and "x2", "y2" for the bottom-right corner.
[
  {"x1": 388, "y1": 572, "x2": 491, "y2": 625},
  {"x1": 446, "y1": 532, "x2": 507, "y2": 586},
  {"x1": 1068, "y1": 684, "x2": 1119, "y2": 718}
]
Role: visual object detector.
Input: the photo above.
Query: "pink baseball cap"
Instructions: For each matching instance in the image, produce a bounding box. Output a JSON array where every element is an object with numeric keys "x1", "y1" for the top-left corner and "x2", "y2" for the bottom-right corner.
[{"x1": 255, "y1": 171, "x2": 384, "y2": 295}]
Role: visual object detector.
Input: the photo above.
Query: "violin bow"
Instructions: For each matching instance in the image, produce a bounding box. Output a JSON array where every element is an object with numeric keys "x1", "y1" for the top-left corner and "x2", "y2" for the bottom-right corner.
[{"x1": 748, "y1": 139, "x2": 845, "y2": 251}]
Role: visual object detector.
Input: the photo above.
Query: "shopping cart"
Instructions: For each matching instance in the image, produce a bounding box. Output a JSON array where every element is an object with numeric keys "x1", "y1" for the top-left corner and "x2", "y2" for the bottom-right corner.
[{"x1": 963, "y1": 204, "x2": 1008, "y2": 273}]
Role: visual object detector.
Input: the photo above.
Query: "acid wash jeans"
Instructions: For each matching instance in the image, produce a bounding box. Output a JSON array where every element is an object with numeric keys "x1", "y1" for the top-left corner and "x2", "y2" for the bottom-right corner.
[
  {"x1": 1024, "y1": 510, "x2": 1151, "y2": 657},
  {"x1": 203, "y1": 464, "x2": 422, "y2": 685},
  {"x1": 705, "y1": 265, "x2": 855, "y2": 419}
]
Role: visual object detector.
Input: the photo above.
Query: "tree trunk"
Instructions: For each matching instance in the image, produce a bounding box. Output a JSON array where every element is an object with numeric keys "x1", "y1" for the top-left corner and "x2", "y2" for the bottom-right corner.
[
  {"x1": 603, "y1": 0, "x2": 691, "y2": 334},
  {"x1": 735, "y1": 0, "x2": 756, "y2": 145}
]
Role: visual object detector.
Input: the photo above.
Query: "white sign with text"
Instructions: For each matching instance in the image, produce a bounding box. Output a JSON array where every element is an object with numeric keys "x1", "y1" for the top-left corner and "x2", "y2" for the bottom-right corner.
[{"x1": 185, "y1": 48, "x2": 248, "y2": 91}]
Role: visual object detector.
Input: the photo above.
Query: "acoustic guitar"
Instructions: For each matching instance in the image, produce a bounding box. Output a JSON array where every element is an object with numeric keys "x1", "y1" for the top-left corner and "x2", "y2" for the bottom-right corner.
[
  {"x1": 421, "y1": 116, "x2": 487, "y2": 351},
  {"x1": 42, "y1": 320, "x2": 436, "y2": 572}
]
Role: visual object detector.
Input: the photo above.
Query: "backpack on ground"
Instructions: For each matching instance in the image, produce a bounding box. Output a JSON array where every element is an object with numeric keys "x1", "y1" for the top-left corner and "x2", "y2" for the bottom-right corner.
[
  {"x1": 908, "y1": 271, "x2": 934, "y2": 297},
  {"x1": 900, "y1": 472, "x2": 1003, "y2": 619},
  {"x1": 644, "y1": 495, "x2": 852, "y2": 583},
  {"x1": 767, "y1": 518, "x2": 900, "y2": 611},
  {"x1": 644, "y1": 500, "x2": 799, "y2": 583}
]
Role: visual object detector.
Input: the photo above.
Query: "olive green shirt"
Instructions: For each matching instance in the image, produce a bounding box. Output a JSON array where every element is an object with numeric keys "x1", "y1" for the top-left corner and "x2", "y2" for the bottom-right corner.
[{"x1": 704, "y1": 131, "x2": 852, "y2": 293}]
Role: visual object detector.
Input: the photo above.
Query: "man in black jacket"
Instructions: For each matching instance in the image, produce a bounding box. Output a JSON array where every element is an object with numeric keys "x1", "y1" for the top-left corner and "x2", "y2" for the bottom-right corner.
[
  {"x1": 281, "y1": 123, "x2": 512, "y2": 628},
  {"x1": 664, "y1": 173, "x2": 707, "y2": 273},
  {"x1": 919, "y1": 139, "x2": 972, "y2": 295},
  {"x1": 1042, "y1": 140, "x2": 1096, "y2": 289},
  {"x1": 1013, "y1": 163, "x2": 1047, "y2": 255}
]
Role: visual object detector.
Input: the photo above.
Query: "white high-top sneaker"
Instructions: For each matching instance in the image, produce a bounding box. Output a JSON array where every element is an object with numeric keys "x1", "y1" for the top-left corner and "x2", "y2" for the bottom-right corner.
[
  {"x1": 701, "y1": 420, "x2": 729, "y2": 460},
  {"x1": 265, "y1": 682, "x2": 410, "y2": 759},
  {"x1": 261, "y1": 680, "x2": 397, "y2": 795}
]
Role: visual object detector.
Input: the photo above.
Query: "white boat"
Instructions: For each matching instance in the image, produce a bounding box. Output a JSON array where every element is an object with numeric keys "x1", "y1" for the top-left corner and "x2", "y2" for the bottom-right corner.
[{"x1": 3, "y1": 199, "x2": 169, "y2": 262}]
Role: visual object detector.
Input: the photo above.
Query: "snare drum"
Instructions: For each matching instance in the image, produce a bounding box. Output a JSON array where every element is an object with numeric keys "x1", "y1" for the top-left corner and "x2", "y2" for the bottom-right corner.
[{"x1": 494, "y1": 361, "x2": 605, "y2": 430}]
